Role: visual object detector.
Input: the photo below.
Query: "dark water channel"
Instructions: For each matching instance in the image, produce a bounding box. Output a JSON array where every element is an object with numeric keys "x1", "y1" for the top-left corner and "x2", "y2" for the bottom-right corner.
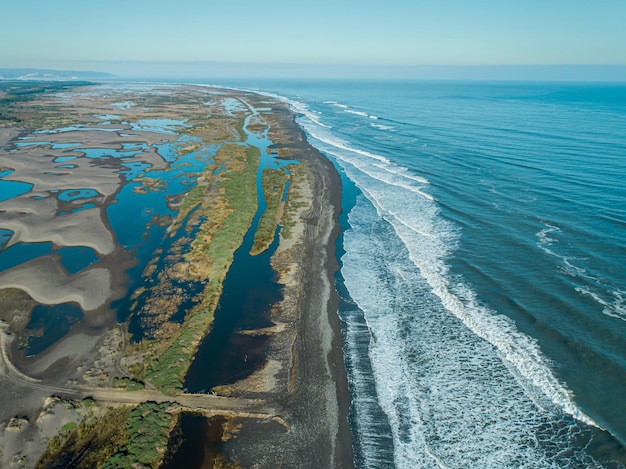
[
  {"x1": 183, "y1": 217, "x2": 282, "y2": 392},
  {"x1": 161, "y1": 413, "x2": 227, "y2": 469},
  {"x1": 184, "y1": 101, "x2": 295, "y2": 393}
]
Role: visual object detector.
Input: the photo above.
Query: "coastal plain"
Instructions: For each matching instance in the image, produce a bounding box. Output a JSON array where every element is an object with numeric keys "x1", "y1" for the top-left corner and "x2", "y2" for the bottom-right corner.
[{"x1": 0, "y1": 83, "x2": 352, "y2": 468}]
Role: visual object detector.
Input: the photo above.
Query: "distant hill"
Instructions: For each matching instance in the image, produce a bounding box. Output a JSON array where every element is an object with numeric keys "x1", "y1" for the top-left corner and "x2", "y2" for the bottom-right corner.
[{"x1": 0, "y1": 68, "x2": 115, "y2": 81}]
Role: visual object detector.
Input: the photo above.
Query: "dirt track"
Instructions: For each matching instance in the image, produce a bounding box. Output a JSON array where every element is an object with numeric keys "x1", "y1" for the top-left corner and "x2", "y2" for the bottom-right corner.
[{"x1": 1, "y1": 321, "x2": 274, "y2": 418}]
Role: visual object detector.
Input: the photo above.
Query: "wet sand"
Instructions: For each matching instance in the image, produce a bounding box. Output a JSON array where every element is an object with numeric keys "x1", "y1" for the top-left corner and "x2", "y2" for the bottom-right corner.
[{"x1": 281, "y1": 113, "x2": 354, "y2": 468}]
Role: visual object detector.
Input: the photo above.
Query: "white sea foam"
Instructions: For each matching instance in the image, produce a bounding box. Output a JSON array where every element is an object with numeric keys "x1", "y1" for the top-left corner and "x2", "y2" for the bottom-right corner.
[
  {"x1": 577, "y1": 287, "x2": 626, "y2": 322},
  {"x1": 320, "y1": 149, "x2": 433, "y2": 204},
  {"x1": 371, "y1": 162, "x2": 430, "y2": 184},
  {"x1": 343, "y1": 197, "x2": 601, "y2": 467},
  {"x1": 243, "y1": 91, "x2": 604, "y2": 466},
  {"x1": 288, "y1": 101, "x2": 332, "y2": 128},
  {"x1": 324, "y1": 101, "x2": 348, "y2": 108},
  {"x1": 292, "y1": 97, "x2": 604, "y2": 459},
  {"x1": 219, "y1": 88, "x2": 333, "y2": 130},
  {"x1": 537, "y1": 224, "x2": 597, "y2": 278},
  {"x1": 306, "y1": 127, "x2": 390, "y2": 164},
  {"x1": 365, "y1": 178, "x2": 597, "y2": 429},
  {"x1": 536, "y1": 223, "x2": 559, "y2": 249},
  {"x1": 344, "y1": 109, "x2": 369, "y2": 117},
  {"x1": 327, "y1": 141, "x2": 587, "y2": 422},
  {"x1": 537, "y1": 223, "x2": 626, "y2": 322},
  {"x1": 371, "y1": 123, "x2": 395, "y2": 131}
]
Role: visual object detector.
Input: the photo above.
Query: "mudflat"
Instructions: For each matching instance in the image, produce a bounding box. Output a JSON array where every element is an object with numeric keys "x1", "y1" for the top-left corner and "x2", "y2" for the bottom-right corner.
[{"x1": 0, "y1": 83, "x2": 352, "y2": 467}]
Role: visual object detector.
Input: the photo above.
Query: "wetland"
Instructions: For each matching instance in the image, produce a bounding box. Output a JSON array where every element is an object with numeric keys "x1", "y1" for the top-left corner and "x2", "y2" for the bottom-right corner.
[{"x1": 0, "y1": 82, "x2": 352, "y2": 468}]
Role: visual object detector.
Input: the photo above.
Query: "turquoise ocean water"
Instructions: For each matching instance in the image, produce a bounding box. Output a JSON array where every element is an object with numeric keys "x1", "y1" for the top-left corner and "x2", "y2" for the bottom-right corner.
[{"x1": 206, "y1": 79, "x2": 626, "y2": 468}]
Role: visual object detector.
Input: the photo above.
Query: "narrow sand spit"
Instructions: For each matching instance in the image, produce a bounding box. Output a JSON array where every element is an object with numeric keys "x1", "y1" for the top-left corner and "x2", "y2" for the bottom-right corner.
[{"x1": 206, "y1": 103, "x2": 354, "y2": 468}]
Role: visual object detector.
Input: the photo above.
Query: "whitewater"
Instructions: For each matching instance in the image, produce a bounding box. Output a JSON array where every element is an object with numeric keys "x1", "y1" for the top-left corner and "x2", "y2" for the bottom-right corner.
[{"x1": 214, "y1": 80, "x2": 626, "y2": 468}]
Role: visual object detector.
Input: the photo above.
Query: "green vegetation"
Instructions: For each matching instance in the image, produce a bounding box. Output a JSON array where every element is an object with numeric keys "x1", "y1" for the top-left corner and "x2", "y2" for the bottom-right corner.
[
  {"x1": 234, "y1": 117, "x2": 247, "y2": 141},
  {"x1": 0, "y1": 80, "x2": 92, "y2": 99},
  {"x1": 206, "y1": 145, "x2": 260, "y2": 269},
  {"x1": 60, "y1": 422, "x2": 78, "y2": 433},
  {"x1": 251, "y1": 167, "x2": 289, "y2": 255},
  {"x1": 38, "y1": 403, "x2": 174, "y2": 469},
  {"x1": 10, "y1": 89, "x2": 305, "y2": 468},
  {"x1": 138, "y1": 145, "x2": 261, "y2": 394},
  {"x1": 141, "y1": 301, "x2": 216, "y2": 393},
  {"x1": 0, "y1": 81, "x2": 91, "y2": 126},
  {"x1": 36, "y1": 406, "x2": 131, "y2": 469},
  {"x1": 177, "y1": 184, "x2": 205, "y2": 213},
  {"x1": 112, "y1": 377, "x2": 145, "y2": 391},
  {"x1": 175, "y1": 142, "x2": 201, "y2": 156},
  {"x1": 280, "y1": 161, "x2": 308, "y2": 240},
  {"x1": 103, "y1": 402, "x2": 173, "y2": 469}
]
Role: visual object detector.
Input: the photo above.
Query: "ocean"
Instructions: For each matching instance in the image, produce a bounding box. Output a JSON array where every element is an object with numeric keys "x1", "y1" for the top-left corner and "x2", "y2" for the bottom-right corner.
[
  {"x1": 2, "y1": 77, "x2": 623, "y2": 466},
  {"x1": 202, "y1": 79, "x2": 626, "y2": 468}
]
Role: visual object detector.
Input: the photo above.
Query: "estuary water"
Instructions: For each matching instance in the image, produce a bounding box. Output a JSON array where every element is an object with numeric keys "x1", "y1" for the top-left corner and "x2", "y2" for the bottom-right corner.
[
  {"x1": 184, "y1": 99, "x2": 296, "y2": 392},
  {"x1": 205, "y1": 79, "x2": 626, "y2": 468}
]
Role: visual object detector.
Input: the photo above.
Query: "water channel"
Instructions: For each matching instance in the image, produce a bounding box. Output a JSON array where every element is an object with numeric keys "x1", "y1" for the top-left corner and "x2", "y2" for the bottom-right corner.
[{"x1": 184, "y1": 99, "x2": 297, "y2": 392}]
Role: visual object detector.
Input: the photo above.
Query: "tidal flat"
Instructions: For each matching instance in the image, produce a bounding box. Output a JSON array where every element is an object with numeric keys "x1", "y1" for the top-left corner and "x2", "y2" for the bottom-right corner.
[{"x1": 0, "y1": 83, "x2": 352, "y2": 468}]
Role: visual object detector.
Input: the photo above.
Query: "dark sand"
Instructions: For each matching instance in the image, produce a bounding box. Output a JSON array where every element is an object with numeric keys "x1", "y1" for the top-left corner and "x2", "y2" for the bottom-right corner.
[{"x1": 205, "y1": 102, "x2": 354, "y2": 468}]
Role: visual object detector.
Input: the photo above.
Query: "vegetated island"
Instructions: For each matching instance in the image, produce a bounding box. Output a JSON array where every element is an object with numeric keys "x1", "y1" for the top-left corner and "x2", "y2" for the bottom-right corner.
[{"x1": 0, "y1": 82, "x2": 353, "y2": 468}]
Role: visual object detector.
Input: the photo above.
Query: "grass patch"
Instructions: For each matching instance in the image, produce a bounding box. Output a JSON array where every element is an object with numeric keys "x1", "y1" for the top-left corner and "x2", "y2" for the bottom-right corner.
[
  {"x1": 0, "y1": 81, "x2": 92, "y2": 127},
  {"x1": 142, "y1": 302, "x2": 217, "y2": 394},
  {"x1": 103, "y1": 402, "x2": 173, "y2": 469},
  {"x1": 251, "y1": 167, "x2": 289, "y2": 255},
  {"x1": 177, "y1": 184, "x2": 205, "y2": 213},
  {"x1": 36, "y1": 406, "x2": 131, "y2": 469},
  {"x1": 234, "y1": 117, "x2": 247, "y2": 141},
  {"x1": 112, "y1": 377, "x2": 145, "y2": 391},
  {"x1": 60, "y1": 422, "x2": 78, "y2": 434},
  {"x1": 38, "y1": 402, "x2": 175, "y2": 469},
  {"x1": 280, "y1": 161, "x2": 308, "y2": 240}
]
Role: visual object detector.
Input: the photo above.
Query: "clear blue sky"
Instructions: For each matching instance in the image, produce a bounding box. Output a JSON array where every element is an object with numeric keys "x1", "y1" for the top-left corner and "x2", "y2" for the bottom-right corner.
[{"x1": 2, "y1": 0, "x2": 626, "y2": 78}]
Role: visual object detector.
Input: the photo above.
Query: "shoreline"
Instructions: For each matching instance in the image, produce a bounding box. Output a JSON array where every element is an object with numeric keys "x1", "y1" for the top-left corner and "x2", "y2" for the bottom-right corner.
[{"x1": 279, "y1": 107, "x2": 353, "y2": 467}]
